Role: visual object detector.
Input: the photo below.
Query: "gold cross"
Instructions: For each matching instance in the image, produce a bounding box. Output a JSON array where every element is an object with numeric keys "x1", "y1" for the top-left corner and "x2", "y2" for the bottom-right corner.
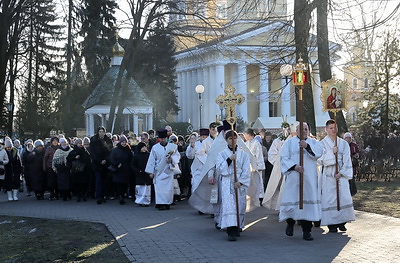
[{"x1": 216, "y1": 84, "x2": 245, "y2": 126}]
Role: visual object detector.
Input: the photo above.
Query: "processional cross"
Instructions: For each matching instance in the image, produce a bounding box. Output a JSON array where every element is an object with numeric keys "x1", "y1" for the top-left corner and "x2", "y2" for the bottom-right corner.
[
  {"x1": 215, "y1": 84, "x2": 245, "y2": 228},
  {"x1": 216, "y1": 85, "x2": 245, "y2": 127}
]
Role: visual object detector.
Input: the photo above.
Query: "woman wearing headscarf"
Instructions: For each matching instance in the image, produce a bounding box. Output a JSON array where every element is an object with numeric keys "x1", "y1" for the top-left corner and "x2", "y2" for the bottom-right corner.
[
  {"x1": 67, "y1": 138, "x2": 92, "y2": 202},
  {"x1": 43, "y1": 136, "x2": 59, "y2": 200},
  {"x1": 109, "y1": 135, "x2": 133, "y2": 205},
  {"x1": 21, "y1": 141, "x2": 34, "y2": 196},
  {"x1": 4, "y1": 138, "x2": 23, "y2": 201},
  {"x1": 52, "y1": 138, "x2": 73, "y2": 201},
  {"x1": 0, "y1": 140, "x2": 10, "y2": 198},
  {"x1": 27, "y1": 140, "x2": 46, "y2": 200},
  {"x1": 131, "y1": 142, "x2": 151, "y2": 206}
]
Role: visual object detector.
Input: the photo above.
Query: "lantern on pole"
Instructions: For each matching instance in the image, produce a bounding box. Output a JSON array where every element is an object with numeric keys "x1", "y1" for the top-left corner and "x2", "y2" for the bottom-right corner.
[{"x1": 292, "y1": 57, "x2": 308, "y2": 86}]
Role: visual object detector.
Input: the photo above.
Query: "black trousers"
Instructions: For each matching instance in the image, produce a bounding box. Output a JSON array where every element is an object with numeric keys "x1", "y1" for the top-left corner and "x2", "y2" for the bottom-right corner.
[{"x1": 287, "y1": 218, "x2": 313, "y2": 233}]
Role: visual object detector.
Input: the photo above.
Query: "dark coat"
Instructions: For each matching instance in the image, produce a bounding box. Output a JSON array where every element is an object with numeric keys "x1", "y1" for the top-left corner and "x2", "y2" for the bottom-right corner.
[
  {"x1": 26, "y1": 148, "x2": 46, "y2": 192},
  {"x1": 131, "y1": 151, "x2": 152, "y2": 185},
  {"x1": 67, "y1": 145, "x2": 92, "y2": 185},
  {"x1": 54, "y1": 146, "x2": 72, "y2": 191},
  {"x1": 89, "y1": 134, "x2": 113, "y2": 172},
  {"x1": 109, "y1": 143, "x2": 133, "y2": 184},
  {"x1": 4, "y1": 148, "x2": 22, "y2": 190},
  {"x1": 43, "y1": 145, "x2": 58, "y2": 171}
]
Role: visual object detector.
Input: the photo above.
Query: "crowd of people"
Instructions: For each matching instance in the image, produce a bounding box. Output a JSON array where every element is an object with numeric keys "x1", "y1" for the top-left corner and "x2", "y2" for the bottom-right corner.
[{"x1": 0, "y1": 119, "x2": 361, "y2": 242}]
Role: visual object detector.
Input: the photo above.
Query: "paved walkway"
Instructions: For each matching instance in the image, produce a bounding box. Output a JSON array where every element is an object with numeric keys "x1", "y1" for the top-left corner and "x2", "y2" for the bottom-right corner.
[{"x1": 1, "y1": 194, "x2": 399, "y2": 263}]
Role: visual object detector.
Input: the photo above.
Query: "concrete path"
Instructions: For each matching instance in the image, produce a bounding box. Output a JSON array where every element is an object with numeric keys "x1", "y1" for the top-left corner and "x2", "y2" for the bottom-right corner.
[{"x1": 1, "y1": 194, "x2": 399, "y2": 263}]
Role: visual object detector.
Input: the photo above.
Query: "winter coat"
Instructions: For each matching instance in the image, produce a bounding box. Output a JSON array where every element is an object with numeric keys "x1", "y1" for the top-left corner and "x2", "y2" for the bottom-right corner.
[
  {"x1": 52, "y1": 146, "x2": 73, "y2": 191},
  {"x1": 43, "y1": 145, "x2": 58, "y2": 171},
  {"x1": 109, "y1": 143, "x2": 133, "y2": 184},
  {"x1": 0, "y1": 147, "x2": 10, "y2": 180},
  {"x1": 66, "y1": 145, "x2": 92, "y2": 185},
  {"x1": 131, "y1": 151, "x2": 152, "y2": 185},
  {"x1": 26, "y1": 148, "x2": 46, "y2": 192},
  {"x1": 89, "y1": 134, "x2": 113, "y2": 172},
  {"x1": 4, "y1": 148, "x2": 22, "y2": 190}
]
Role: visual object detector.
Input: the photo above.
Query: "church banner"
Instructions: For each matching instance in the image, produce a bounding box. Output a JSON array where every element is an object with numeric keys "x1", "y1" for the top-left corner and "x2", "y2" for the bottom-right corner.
[{"x1": 321, "y1": 78, "x2": 348, "y2": 113}]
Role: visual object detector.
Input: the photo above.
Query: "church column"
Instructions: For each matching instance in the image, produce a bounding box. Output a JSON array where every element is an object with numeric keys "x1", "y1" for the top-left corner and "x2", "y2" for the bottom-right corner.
[
  {"x1": 281, "y1": 77, "x2": 291, "y2": 117},
  {"x1": 203, "y1": 67, "x2": 210, "y2": 127},
  {"x1": 237, "y1": 64, "x2": 248, "y2": 123},
  {"x1": 259, "y1": 65, "x2": 269, "y2": 117},
  {"x1": 208, "y1": 65, "x2": 216, "y2": 125},
  {"x1": 181, "y1": 71, "x2": 188, "y2": 122},
  {"x1": 133, "y1": 114, "x2": 139, "y2": 135},
  {"x1": 186, "y1": 70, "x2": 193, "y2": 124},
  {"x1": 85, "y1": 114, "x2": 90, "y2": 136},
  {"x1": 215, "y1": 64, "x2": 225, "y2": 124},
  {"x1": 148, "y1": 113, "x2": 153, "y2": 130},
  {"x1": 191, "y1": 69, "x2": 199, "y2": 128},
  {"x1": 88, "y1": 114, "x2": 95, "y2": 136},
  {"x1": 313, "y1": 68, "x2": 323, "y2": 116},
  {"x1": 176, "y1": 72, "x2": 183, "y2": 122}
]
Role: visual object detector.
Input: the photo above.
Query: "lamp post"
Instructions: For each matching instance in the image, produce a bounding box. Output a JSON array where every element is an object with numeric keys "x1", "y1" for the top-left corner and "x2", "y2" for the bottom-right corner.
[
  {"x1": 195, "y1": 84, "x2": 205, "y2": 129},
  {"x1": 6, "y1": 102, "x2": 14, "y2": 138}
]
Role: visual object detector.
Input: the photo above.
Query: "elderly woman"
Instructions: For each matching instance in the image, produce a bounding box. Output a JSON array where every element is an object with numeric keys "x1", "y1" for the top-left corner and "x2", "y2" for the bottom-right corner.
[
  {"x1": 52, "y1": 138, "x2": 73, "y2": 201},
  {"x1": 4, "y1": 138, "x2": 22, "y2": 201},
  {"x1": 28, "y1": 140, "x2": 46, "y2": 200}
]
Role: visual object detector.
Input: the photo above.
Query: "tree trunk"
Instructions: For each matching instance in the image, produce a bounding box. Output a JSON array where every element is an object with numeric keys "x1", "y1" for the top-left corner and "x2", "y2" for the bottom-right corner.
[
  {"x1": 317, "y1": 0, "x2": 347, "y2": 134},
  {"x1": 294, "y1": 0, "x2": 316, "y2": 134}
]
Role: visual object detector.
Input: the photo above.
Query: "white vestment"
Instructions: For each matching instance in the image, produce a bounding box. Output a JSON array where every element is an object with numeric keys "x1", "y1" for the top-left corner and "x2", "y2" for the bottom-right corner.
[
  {"x1": 145, "y1": 142, "x2": 180, "y2": 205},
  {"x1": 135, "y1": 185, "x2": 151, "y2": 205},
  {"x1": 216, "y1": 147, "x2": 250, "y2": 229},
  {"x1": 279, "y1": 137, "x2": 323, "y2": 222},
  {"x1": 319, "y1": 136, "x2": 356, "y2": 225},
  {"x1": 245, "y1": 138, "x2": 266, "y2": 200},
  {"x1": 187, "y1": 136, "x2": 216, "y2": 214},
  {"x1": 262, "y1": 137, "x2": 286, "y2": 210}
]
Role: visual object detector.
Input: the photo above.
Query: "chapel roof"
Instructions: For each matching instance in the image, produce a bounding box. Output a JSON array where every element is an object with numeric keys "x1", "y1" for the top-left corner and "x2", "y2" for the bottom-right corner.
[{"x1": 82, "y1": 66, "x2": 153, "y2": 109}]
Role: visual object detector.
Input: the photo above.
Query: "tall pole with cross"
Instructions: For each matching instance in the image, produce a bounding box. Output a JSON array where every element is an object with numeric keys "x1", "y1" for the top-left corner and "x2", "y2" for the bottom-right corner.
[{"x1": 216, "y1": 84, "x2": 245, "y2": 228}]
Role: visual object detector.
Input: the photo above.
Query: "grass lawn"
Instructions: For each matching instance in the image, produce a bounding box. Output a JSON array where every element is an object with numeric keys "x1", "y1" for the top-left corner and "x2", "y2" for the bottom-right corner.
[
  {"x1": 352, "y1": 176, "x2": 400, "y2": 218},
  {"x1": 0, "y1": 216, "x2": 130, "y2": 263}
]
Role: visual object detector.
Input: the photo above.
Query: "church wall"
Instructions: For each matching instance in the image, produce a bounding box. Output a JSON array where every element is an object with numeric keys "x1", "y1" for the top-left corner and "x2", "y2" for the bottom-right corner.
[{"x1": 247, "y1": 64, "x2": 260, "y2": 126}]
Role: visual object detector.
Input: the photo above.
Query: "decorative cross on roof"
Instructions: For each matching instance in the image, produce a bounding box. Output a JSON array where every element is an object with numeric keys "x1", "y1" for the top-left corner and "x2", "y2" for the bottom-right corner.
[{"x1": 216, "y1": 84, "x2": 245, "y2": 126}]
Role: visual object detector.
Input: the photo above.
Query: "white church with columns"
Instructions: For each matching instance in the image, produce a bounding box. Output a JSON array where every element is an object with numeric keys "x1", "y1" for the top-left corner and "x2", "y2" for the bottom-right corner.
[{"x1": 171, "y1": 0, "x2": 331, "y2": 130}]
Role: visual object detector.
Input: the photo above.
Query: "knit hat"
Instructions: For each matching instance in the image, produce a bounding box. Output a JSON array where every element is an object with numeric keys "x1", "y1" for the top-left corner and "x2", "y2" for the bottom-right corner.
[
  {"x1": 4, "y1": 138, "x2": 12, "y2": 148},
  {"x1": 199, "y1": 128, "x2": 210, "y2": 136},
  {"x1": 255, "y1": 135, "x2": 262, "y2": 144},
  {"x1": 157, "y1": 129, "x2": 168, "y2": 138},
  {"x1": 34, "y1": 139, "x2": 44, "y2": 148},
  {"x1": 83, "y1": 137, "x2": 90, "y2": 145},
  {"x1": 14, "y1": 139, "x2": 21, "y2": 146},
  {"x1": 344, "y1": 132, "x2": 352, "y2": 139},
  {"x1": 74, "y1": 138, "x2": 83, "y2": 145},
  {"x1": 119, "y1": 135, "x2": 128, "y2": 143}
]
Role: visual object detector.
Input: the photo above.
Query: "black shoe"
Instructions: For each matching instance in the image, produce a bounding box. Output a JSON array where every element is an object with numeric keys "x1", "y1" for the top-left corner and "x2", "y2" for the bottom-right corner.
[
  {"x1": 198, "y1": 211, "x2": 205, "y2": 215},
  {"x1": 286, "y1": 224, "x2": 294, "y2": 236},
  {"x1": 97, "y1": 200, "x2": 103, "y2": 205},
  {"x1": 338, "y1": 224, "x2": 347, "y2": 231},
  {"x1": 236, "y1": 228, "x2": 241, "y2": 237},
  {"x1": 303, "y1": 232, "x2": 314, "y2": 241},
  {"x1": 227, "y1": 227, "x2": 237, "y2": 241},
  {"x1": 228, "y1": 235, "x2": 237, "y2": 241},
  {"x1": 158, "y1": 205, "x2": 166, "y2": 210},
  {"x1": 329, "y1": 228, "x2": 338, "y2": 233},
  {"x1": 119, "y1": 199, "x2": 126, "y2": 205},
  {"x1": 165, "y1": 205, "x2": 170, "y2": 210},
  {"x1": 313, "y1": 221, "x2": 321, "y2": 227}
]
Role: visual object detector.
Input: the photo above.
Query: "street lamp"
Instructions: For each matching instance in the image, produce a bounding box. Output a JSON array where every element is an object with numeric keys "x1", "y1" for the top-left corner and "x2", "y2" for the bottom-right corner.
[
  {"x1": 195, "y1": 84, "x2": 205, "y2": 129},
  {"x1": 6, "y1": 102, "x2": 14, "y2": 138}
]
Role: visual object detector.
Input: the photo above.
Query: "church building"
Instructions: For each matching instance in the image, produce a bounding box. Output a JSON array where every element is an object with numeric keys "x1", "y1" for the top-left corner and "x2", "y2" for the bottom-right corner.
[{"x1": 170, "y1": 0, "x2": 331, "y2": 130}]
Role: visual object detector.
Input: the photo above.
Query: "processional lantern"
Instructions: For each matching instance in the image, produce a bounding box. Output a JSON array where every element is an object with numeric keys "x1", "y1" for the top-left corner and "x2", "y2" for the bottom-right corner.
[{"x1": 293, "y1": 57, "x2": 308, "y2": 86}]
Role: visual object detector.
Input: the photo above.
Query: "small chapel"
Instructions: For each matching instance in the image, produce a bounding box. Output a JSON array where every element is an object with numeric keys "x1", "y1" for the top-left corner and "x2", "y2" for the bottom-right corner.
[
  {"x1": 170, "y1": 0, "x2": 331, "y2": 130},
  {"x1": 82, "y1": 38, "x2": 153, "y2": 136}
]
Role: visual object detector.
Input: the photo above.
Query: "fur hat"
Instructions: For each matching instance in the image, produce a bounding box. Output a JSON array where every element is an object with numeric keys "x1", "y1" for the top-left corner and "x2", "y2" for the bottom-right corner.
[
  {"x1": 157, "y1": 129, "x2": 168, "y2": 138},
  {"x1": 34, "y1": 139, "x2": 44, "y2": 148}
]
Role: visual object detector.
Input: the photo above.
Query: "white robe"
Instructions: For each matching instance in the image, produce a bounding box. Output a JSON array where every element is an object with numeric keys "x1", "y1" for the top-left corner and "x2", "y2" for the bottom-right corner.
[
  {"x1": 145, "y1": 142, "x2": 180, "y2": 205},
  {"x1": 262, "y1": 137, "x2": 286, "y2": 210},
  {"x1": 216, "y1": 147, "x2": 251, "y2": 229},
  {"x1": 279, "y1": 136, "x2": 323, "y2": 222},
  {"x1": 319, "y1": 136, "x2": 356, "y2": 226},
  {"x1": 245, "y1": 138, "x2": 265, "y2": 200}
]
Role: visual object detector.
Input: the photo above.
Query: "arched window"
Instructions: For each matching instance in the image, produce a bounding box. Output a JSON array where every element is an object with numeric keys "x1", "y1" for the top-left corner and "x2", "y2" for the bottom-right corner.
[
  {"x1": 352, "y1": 78, "x2": 358, "y2": 90},
  {"x1": 364, "y1": 78, "x2": 369, "y2": 90}
]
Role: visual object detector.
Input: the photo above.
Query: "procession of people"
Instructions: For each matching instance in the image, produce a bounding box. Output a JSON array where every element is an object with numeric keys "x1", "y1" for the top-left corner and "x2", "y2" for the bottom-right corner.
[{"x1": 0, "y1": 118, "x2": 362, "y2": 242}]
